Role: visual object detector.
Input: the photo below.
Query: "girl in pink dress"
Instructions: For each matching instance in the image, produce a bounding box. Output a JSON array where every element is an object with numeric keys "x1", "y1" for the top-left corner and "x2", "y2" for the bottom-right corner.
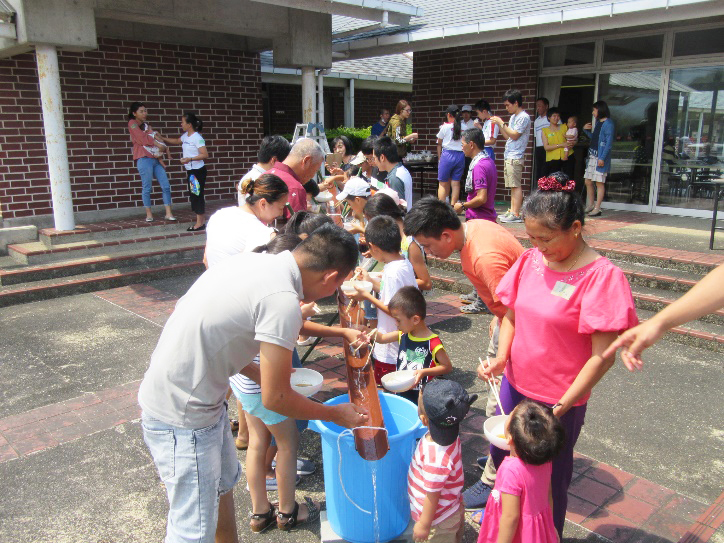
[{"x1": 478, "y1": 400, "x2": 564, "y2": 543}]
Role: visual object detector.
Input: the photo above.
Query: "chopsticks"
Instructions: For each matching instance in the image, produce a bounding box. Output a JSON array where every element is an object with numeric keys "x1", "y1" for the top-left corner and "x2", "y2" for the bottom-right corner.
[
  {"x1": 479, "y1": 357, "x2": 505, "y2": 416},
  {"x1": 345, "y1": 269, "x2": 363, "y2": 313}
]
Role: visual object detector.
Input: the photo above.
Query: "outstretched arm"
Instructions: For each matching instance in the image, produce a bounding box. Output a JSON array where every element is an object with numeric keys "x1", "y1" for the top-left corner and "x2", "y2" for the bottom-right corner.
[{"x1": 603, "y1": 264, "x2": 724, "y2": 370}]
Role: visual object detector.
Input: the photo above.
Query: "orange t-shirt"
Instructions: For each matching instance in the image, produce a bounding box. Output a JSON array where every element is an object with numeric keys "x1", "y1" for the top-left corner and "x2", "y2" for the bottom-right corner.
[{"x1": 459, "y1": 220, "x2": 524, "y2": 319}]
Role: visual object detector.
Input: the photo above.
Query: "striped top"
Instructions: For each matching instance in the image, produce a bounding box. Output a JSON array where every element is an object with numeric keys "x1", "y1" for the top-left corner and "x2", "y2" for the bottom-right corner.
[
  {"x1": 407, "y1": 436, "x2": 464, "y2": 525},
  {"x1": 229, "y1": 355, "x2": 260, "y2": 395}
]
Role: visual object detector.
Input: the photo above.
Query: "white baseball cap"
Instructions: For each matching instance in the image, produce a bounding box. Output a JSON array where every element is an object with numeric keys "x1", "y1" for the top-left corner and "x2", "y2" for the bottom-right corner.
[{"x1": 336, "y1": 177, "x2": 371, "y2": 201}]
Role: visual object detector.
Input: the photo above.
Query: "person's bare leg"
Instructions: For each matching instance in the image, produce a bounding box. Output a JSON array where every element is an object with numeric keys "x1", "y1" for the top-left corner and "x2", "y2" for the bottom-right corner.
[
  {"x1": 236, "y1": 401, "x2": 249, "y2": 447},
  {"x1": 145, "y1": 207, "x2": 154, "y2": 220},
  {"x1": 164, "y1": 204, "x2": 174, "y2": 220},
  {"x1": 265, "y1": 444, "x2": 278, "y2": 478},
  {"x1": 195, "y1": 213, "x2": 206, "y2": 229},
  {"x1": 215, "y1": 490, "x2": 239, "y2": 543},
  {"x1": 450, "y1": 180, "x2": 461, "y2": 207},
  {"x1": 594, "y1": 181, "x2": 605, "y2": 210},
  {"x1": 246, "y1": 414, "x2": 273, "y2": 516},
  {"x1": 584, "y1": 178, "x2": 594, "y2": 210},
  {"x1": 437, "y1": 181, "x2": 450, "y2": 202},
  {"x1": 269, "y1": 418, "x2": 303, "y2": 519},
  {"x1": 510, "y1": 187, "x2": 523, "y2": 216}
]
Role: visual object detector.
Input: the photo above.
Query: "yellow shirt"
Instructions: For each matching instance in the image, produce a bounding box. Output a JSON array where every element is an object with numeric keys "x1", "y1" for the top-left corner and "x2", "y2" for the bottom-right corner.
[{"x1": 543, "y1": 123, "x2": 568, "y2": 161}]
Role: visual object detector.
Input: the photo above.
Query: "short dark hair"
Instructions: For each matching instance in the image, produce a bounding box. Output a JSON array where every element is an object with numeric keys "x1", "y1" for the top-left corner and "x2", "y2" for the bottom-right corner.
[
  {"x1": 365, "y1": 215, "x2": 401, "y2": 253},
  {"x1": 389, "y1": 286, "x2": 426, "y2": 319},
  {"x1": 360, "y1": 136, "x2": 376, "y2": 155},
  {"x1": 593, "y1": 100, "x2": 611, "y2": 119},
  {"x1": 503, "y1": 90, "x2": 523, "y2": 107},
  {"x1": 380, "y1": 107, "x2": 390, "y2": 115},
  {"x1": 251, "y1": 233, "x2": 303, "y2": 254},
  {"x1": 364, "y1": 192, "x2": 405, "y2": 221},
  {"x1": 461, "y1": 128, "x2": 485, "y2": 149},
  {"x1": 284, "y1": 211, "x2": 334, "y2": 237},
  {"x1": 258, "y1": 135, "x2": 291, "y2": 164},
  {"x1": 373, "y1": 136, "x2": 400, "y2": 164},
  {"x1": 473, "y1": 99, "x2": 491, "y2": 114},
  {"x1": 523, "y1": 172, "x2": 585, "y2": 231},
  {"x1": 508, "y1": 400, "x2": 565, "y2": 466},
  {"x1": 536, "y1": 97, "x2": 550, "y2": 107},
  {"x1": 403, "y1": 196, "x2": 461, "y2": 239},
  {"x1": 294, "y1": 223, "x2": 358, "y2": 277},
  {"x1": 546, "y1": 107, "x2": 560, "y2": 120},
  {"x1": 128, "y1": 101, "x2": 145, "y2": 119},
  {"x1": 333, "y1": 136, "x2": 354, "y2": 156}
]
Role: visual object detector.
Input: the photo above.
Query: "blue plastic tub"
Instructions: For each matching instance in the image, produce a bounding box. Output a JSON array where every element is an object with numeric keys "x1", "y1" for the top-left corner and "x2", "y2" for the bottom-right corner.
[{"x1": 309, "y1": 392, "x2": 427, "y2": 543}]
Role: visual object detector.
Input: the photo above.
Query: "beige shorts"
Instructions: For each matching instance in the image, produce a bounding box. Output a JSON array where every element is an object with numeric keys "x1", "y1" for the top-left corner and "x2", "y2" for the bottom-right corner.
[
  {"x1": 504, "y1": 159, "x2": 523, "y2": 188},
  {"x1": 427, "y1": 504, "x2": 465, "y2": 543}
]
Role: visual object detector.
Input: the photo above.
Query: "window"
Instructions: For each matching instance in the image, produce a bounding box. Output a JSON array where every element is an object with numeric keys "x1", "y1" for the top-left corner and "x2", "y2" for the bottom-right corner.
[
  {"x1": 603, "y1": 35, "x2": 664, "y2": 63},
  {"x1": 543, "y1": 42, "x2": 596, "y2": 68},
  {"x1": 673, "y1": 28, "x2": 724, "y2": 57}
]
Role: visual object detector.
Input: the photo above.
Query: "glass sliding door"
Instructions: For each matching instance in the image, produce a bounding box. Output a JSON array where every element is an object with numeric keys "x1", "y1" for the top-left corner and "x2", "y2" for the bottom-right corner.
[
  {"x1": 655, "y1": 66, "x2": 724, "y2": 213},
  {"x1": 597, "y1": 71, "x2": 662, "y2": 207}
]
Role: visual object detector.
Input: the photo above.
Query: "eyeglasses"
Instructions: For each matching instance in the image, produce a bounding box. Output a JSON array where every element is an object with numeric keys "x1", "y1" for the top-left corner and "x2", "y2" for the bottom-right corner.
[
  {"x1": 403, "y1": 108, "x2": 412, "y2": 113},
  {"x1": 365, "y1": 155, "x2": 375, "y2": 162}
]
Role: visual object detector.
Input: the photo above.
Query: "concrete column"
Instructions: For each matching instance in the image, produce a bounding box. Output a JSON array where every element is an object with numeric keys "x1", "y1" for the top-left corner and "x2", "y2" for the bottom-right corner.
[
  {"x1": 317, "y1": 71, "x2": 325, "y2": 129},
  {"x1": 301, "y1": 66, "x2": 316, "y2": 124},
  {"x1": 36, "y1": 44, "x2": 74, "y2": 231},
  {"x1": 343, "y1": 86, "x2": 351, "y2": 127},
  {"x1": 349, "y1": 78, "x2": 355, "y2": 128}
]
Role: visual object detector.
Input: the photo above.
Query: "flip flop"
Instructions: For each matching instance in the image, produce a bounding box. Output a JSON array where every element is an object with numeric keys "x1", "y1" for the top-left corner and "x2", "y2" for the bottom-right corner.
[
  {"x1": 145, "y1": 217, "x2": 154, "y2": 222},
  {"x1": 164, "y1": 216, "x2": 177, "y2": 221},
  {"x1": 187, "y1": 224, "x2": 206, "y2": 232}
]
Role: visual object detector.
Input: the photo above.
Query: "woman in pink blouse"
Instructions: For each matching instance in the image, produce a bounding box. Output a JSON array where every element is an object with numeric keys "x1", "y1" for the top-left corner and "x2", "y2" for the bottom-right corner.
[
  {"x1": 479, "y1": 172, "x2": 638, "y2": 538},
  {"x1": 127, "y1": 102, "x2": 175, "y2": 222}
]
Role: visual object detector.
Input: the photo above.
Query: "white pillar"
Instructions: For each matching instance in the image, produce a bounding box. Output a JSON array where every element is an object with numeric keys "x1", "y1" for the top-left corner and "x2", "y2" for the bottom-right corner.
[
  {"x1": 317, "y1": 71, "x2": 325, "y2": 129},
  {"x1": 36, "y1": 44, "x2": 75, "y2": 231},
  {"x1": 301, "y1": 67, "x2": 316, "y2": 125},
  {"x1": 349, "y1": 78, "x2": 355, "y2": 127}
]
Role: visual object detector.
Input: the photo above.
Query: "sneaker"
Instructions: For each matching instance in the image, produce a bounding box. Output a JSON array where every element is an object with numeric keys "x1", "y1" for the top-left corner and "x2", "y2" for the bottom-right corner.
[
  {"x1": 460, "y1": 300, "x2": 490, "y2": 314},
  {"x1": 272, "y1": 457, "x2": 316, "y2": 476},
  {"x1": 297, "y1": 336, "x2": 317, "y2": 346},
  {"x1": 463, "y1": 480, "x2": 494, "y2": 510},
  {"x1": 500, "y1": 213, "x2": 522, "y2": 223},
  {"x1": 459, "y1": 291, "x2": 479, "y2": 304}
]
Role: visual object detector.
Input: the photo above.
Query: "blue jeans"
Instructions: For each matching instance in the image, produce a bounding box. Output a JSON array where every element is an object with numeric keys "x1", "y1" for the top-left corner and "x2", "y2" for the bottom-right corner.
[
  {"x1": 142, "y1": 405, "x2": 242, "y2": 543},
  {"x1": 137, "y1": 157, "x2": 172, "y2": 207}
]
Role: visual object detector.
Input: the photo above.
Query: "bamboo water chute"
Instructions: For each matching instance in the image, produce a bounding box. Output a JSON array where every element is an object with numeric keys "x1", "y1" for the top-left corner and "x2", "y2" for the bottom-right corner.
[{"x1": 337, "y1": 290, "x2": 389, "y2": 461}]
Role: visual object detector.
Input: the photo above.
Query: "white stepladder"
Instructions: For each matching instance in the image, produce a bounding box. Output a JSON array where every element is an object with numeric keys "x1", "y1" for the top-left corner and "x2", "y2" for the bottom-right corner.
[{"x1": 291, "y1": 122, "x2": 332, "y2": 154}]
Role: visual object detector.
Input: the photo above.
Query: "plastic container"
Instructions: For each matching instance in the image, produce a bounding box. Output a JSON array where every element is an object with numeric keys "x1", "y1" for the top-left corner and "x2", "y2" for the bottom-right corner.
[
  {"x1": 309, "y1": 393, "x2": 427, "y2": 543},
  {"x1": 483, "y1": 414, "x2": 510, "y2": 451},
  {"x1": 290, "y1": 368, "x2": 323, "y2": 397},
  {"x1": 381, "y1": 370, "x2": 416, "y2": 393}
]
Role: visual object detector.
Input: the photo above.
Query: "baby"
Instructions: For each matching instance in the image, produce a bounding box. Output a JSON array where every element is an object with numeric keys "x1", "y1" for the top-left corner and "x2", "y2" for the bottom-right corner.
[
  {"x1": 140, "y1": 122, "x2": 171, "y2": 168},
  {"x1": 563, "y1": 116, "x2": 578, "y2": 160}
]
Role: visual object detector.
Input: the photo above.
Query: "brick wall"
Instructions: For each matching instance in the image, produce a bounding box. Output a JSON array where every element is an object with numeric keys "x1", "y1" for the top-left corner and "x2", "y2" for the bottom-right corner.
[
  {"x1": 413, "y1": 38, "x2": 540, "y2": 201},
  {"x1": 355, "y1": 89, "x2": 413, "y2": 129},
  {"x1": 0, "y1": 37, "x2": 263, "y2": 220}
]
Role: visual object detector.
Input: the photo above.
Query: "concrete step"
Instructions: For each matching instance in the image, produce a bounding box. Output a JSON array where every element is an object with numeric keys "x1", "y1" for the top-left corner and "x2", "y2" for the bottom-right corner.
[
  {"x1": 0, "y1": 243, "x2": 204, "y2": 287},
  {"x1": 636, "y1": 309, "x2": 724, "y2": 354},
  {"x1": 632, "y1": 284, "x2": 724, "y2": 327},
  {"x1": 0, "y1": 260, "x2": 204, "y2": 307},
  {"x1": 7, "y1": 230, "x2": 206, "y2": 265},
  {"x1": 38, "y1": 219, "x2": 190, "y2": 247},
  {"x1": 429, "y1": 268, "x2": 473, "y2": 295}
]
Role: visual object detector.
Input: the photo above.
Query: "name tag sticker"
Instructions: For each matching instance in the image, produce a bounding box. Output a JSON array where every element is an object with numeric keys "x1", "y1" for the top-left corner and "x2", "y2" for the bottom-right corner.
[{"x1": 551, "y1": 281, "x2": 576, "y2": 300}]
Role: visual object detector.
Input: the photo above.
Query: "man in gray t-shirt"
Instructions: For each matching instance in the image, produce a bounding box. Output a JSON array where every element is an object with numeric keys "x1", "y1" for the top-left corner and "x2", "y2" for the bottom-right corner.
[{"x1": 138, "y1": 225, "x2": 367, "y2": 543}]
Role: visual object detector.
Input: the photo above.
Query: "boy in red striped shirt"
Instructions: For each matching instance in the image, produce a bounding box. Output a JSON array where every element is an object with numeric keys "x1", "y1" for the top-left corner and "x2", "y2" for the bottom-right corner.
[{"x1": 408, "y1": 379, "x2": 477, "y2": 542}]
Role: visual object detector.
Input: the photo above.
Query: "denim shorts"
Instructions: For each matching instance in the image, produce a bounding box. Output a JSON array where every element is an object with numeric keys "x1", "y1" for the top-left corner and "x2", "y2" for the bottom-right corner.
[{"x1": 141, "y1": 405, "x2": 241, "y2": 543}]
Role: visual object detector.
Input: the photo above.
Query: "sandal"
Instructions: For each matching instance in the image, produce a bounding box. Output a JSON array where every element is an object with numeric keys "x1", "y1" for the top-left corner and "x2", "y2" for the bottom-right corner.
[
  {"x1": 277, "y1": 497, "x2": 320, "y2": 531},
  {"x1": 230, "y1": 419, "x2": 239, "y2": 432},
  {"x1": 588, "y1": 208, "x2": 602, "y2": 217},
  {"x1": 249, "y1": 503, "x2": 276, "y2": 533}
]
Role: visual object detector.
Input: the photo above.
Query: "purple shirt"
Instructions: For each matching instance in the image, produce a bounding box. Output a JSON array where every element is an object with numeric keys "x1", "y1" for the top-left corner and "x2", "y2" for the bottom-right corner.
[{"x1": 465, "y1": 157, "x2": 497, "y2": 222}]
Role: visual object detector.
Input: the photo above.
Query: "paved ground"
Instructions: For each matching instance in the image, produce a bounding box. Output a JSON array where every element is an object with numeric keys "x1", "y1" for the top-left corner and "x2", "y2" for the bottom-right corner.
[
  {"x1": 0, "y1": 208, "x2": 722, "y2": 543},
  {"x1": 0, "y1": 272, "x2": 721, "y2": 543}
]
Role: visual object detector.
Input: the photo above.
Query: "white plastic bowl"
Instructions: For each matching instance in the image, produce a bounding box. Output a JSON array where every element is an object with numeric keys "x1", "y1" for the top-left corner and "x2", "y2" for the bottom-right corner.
[
  {"x1": 483, "y1": 414, "x2": 510, "y2": 451},
  {"x1": 315, "y1": 191, "x2": 334, "y2": 203},
  {"x1": 353, "y1": 280, "x2": 373, "y2": 293},
  {"x1": 290, "y1": 368, "x2": 323, "y2": 397},
  {"x1": 369, "y1": 271, "x2": 382, "y2": 280},
  {"x1": 341, "y1": 280, "x2": 357, "y2": 295},
  {"x1": 381, "y1": 370, "x2": 416, "y2": 393}
]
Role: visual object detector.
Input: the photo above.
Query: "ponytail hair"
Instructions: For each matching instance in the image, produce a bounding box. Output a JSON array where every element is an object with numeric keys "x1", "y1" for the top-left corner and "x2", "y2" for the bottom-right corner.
[
  {"x1": 445, "y1": 104, "x2": 462, "y2": 141},
  {"x1": 251, "y1": 233, "x2": 303, "y2": 254},
  {"x1": 183, "y1": 111, "x2": 203, "y2": 132},
  {"x1": 241, "y1": 173, "x2": 288, "y2": 206}
]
